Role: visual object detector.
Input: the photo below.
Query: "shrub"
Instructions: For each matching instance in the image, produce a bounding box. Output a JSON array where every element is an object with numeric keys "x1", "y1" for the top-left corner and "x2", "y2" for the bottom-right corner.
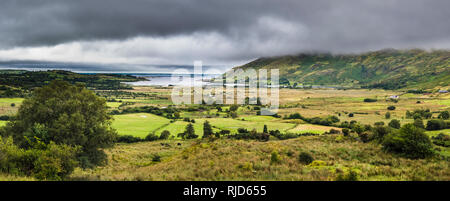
[
  {"x1": 371, "y1": 126, "x2": 391, "y2": 142},
  {"x1": 382, "y1": 124, "x2": 434, "y2": 159},
  {"x1": 0, "y1": 115, "x2": 10, "y2": 121},
  {"x1": 385, "y1": 112, "x2": 391, "y2": 119},
  {"x1": 0, "y1": 137, "x2": 79, "y2": 180},
  {"x1": 270, "y1": 151, "x2": 281, "y2": 164},
  {"x1": 336, "y1": 170, "x2": 358, "y2": 181},
  {"x1": 348, "y1": 113, "x2": 354, "y2": 117},
  {"x1": 374, "y1": 121, "x2": 385, "y2": 126},
  {"x1": 298, "y1": 152, "x2": 314, "y2": 165},
  {"x1": 117, "y1": 135, "x2": 143, "y2": 143},
  {"x1": 159, "y1": 130, "x2": 171, "y2": 140},
  {"x1": 426, "y1": 119, "x2": 447, "y2": 131},
  {"x1": 152, "y1": 154, "x2": 161, "y2": 162},
  {"x1": 413, "y1": 119, "x2": 425, "y2": 129},
  {"x1": 438, "y1": 111, "x2": 449, "y2": 120},
  {"x1": 388, "y1": 119, "x2": 401, "y2": 129},
  {"x1": 432, "y1": 133, "x2": 450, "y2": 147},
  {"x1": 363, "y1": 98, "x2": 377, "y2": 102},
  {"x1": 145, "y1": 133, "x2": 159, "y2": 141},
  {"x1": 342, "y1": 128, "x2": 350, "y2": 136},
  {"x1": 387, "y1": 106, "x2": 396, "y2": 110},
  {"x1": 10, "y1": 103, "x2": 15, "y2": 107}
]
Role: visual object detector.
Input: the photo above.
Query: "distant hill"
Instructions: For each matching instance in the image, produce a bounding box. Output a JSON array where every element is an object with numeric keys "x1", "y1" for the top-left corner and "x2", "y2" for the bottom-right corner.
[{"x1": 233, "y1": 49, "x2": 450, "y2": 90}]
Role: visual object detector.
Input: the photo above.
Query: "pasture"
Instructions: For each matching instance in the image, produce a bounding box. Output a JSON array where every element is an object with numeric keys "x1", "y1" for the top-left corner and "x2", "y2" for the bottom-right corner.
[{"x1": 112, "y1": 113, "x2": 171, "y2": 138}]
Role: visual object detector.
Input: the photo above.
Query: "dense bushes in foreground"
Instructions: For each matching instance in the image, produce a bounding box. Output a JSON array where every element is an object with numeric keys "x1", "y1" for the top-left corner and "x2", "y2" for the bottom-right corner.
[
  {"x1": 382, "y1": 124, "x2": 434, "y2": 159},
  {"x1": 0, "y1": 137, "x2": 79, "y2": 180}
]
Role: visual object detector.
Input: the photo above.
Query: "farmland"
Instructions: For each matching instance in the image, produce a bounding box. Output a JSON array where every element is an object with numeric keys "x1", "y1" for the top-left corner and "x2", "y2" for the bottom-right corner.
[{"x1": 0, "y1": 83, "x2": 449, "y2": 181}]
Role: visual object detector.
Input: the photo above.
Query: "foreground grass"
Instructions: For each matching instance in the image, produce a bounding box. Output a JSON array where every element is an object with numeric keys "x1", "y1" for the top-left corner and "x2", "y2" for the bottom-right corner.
[{"x1": 70, "y1": 135, "x2": 450, "y2": 181}]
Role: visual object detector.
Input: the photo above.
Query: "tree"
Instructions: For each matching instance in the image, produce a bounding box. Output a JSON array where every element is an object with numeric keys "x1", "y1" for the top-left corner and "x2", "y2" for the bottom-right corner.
[
  {"x1": 263, "y1": 125, "x2": 268, "y2": 133},
  {"x1": 426, "y1": 119, "x2": 447, "y2": 131},
  {"x1": 203, "y1": 121, "x2": 213, "y2": 138},
  {"x1": 413, "y1": 119, "x2": 425, "y2": 129},
  {"x1": 180, "y1": 123, "x2": 198, "y2": 139},
  {"x1": 173, "y1": 112, "x2": 181, "y2": 119},
  {"x1": 382, "y1": 124, "x2": 434, "y2": 159},
  {"x1": 438, "y1": 111, "x2": 449, "y2": 120},
  {"x1": 230, "y1": 105, "x2": 239, "y2": 112},
  {"x1": 4, "y1": 80, "x2": 117, "y2": 167},
  {"x1": 145, "y1": 133, "x2": 158, "y2": 141},
  {"x1": 388, "y1": 119, "x2": 401, "y2": 129},
  {"x1": 385, "y1": 112, "x2": 391, "y2": 119},
  {"x1": 159, "y1": 130, "x2": 171, "y2": 140}
]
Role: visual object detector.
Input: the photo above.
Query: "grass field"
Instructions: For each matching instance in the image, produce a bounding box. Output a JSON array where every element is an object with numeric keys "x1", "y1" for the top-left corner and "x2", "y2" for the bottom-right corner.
[
  {"x1": 70, "y1": 135, "x2": 450, "y2": 181},
  {"x1": 112, "y1": 113, "x2": 171, "y2": 138},
  {"x1": 0, "y1": 121, "x2": 7, "y2": 127},
  {"x1": 0, "y1": 98, "x2": 24, "y2": 115}
]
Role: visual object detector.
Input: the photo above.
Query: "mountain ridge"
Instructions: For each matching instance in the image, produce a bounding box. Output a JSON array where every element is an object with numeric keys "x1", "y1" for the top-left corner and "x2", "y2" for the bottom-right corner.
[{"x1": 233, "y1": 49, "x2": 450, "y2": 90}]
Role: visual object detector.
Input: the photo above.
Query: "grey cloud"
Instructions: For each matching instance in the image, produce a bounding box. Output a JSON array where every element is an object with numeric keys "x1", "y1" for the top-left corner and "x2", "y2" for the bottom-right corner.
[{"x1": 0, "y1": 0, "x2": 449, "y2": 64}]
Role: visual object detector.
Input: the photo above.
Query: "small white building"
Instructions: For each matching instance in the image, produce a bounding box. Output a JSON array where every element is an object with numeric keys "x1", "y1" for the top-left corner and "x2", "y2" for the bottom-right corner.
[{"x1": 389, "y1": 95, "x2": 399, "y2": 99}]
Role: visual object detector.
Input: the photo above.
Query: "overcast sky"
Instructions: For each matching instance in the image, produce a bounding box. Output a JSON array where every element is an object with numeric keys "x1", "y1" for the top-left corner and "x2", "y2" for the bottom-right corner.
[{"x1": 0, "y1": 0, "x2": 449, "y2": 70}]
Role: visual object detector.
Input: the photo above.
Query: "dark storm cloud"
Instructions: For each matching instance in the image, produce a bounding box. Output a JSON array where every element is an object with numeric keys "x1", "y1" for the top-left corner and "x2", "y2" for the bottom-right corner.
[{"x1": 0, "y1": 0, "x2": 449, "y2": 63}]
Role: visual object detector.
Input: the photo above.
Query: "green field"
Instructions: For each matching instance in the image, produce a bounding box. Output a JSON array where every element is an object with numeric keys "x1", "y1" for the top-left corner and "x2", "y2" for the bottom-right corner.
[
  {"x1": 426, "y1": 129, "x2": 450, "y2": 137},
  {"x1": 112, "y1": 113, "x2": 171, "y2": 138},
  {"x1": 106, "y1": 102, "x2": 123, "y2": 108},
  {"x1": 0, "y1": 98, "x2": 24, "y2": 106}
]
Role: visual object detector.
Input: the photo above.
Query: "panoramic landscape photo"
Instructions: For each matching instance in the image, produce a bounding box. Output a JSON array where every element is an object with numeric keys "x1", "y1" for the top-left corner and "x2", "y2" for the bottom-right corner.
[{"x1": 0, "y1": 0, "x2": 449, "y2": 181}]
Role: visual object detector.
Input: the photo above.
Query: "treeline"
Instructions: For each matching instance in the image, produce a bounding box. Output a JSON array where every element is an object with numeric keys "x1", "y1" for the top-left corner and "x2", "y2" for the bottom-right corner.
[
  {"x1": 0, "y1": 70, "x2": 143, "y2": 90},
  {"x1": 284, "y1": 113, "x2": 340, "y2": 126}
]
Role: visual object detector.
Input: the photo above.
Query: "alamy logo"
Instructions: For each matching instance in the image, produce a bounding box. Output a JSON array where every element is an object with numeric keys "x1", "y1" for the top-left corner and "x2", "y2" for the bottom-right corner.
[{"x1": 171, "y1": 61, "x2": 279, "y2": 115}]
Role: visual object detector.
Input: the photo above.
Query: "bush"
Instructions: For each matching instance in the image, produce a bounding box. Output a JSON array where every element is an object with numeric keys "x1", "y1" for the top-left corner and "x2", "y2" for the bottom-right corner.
[
  {"x1": 432, "y1": 133, "x2": 450, "y2": 147},
  {"x1": 348, "y1": 113, "x2": 354, "y2": 117},
  {"x1": 371, "y1": 126, "x2": 391, "y2": 142},
  {"x1": 270, "y1": 151, "x2": 280, "y2": 164},
  {"x1": 388, "y1": 119, "x2": 401, "y2": 129},
  {"x1": 336, "y1": 170, "x2": 358, "y2": 181},
  {"x1": 152, "y1": 154, "x2": 161, "y2": 162},
  {"x1": 363, "y1": 98, "x2": 377, "y2": 102},
  {"x1": 159, "y1": 130, "x2": 171, "y2": 140},
  {"x1": 438, "y1": 111, "x2": 449, "y2": 120},
  {"x1": 0, "y1": 137, "x2": 79, "y2": 180},
  {"x1": 387, "y1": 106, "x2": 396, "y2": 110},
  {"x1": 342, "y1": 128, "x2": 350, "y2": 136},
  {"x1": 385, "y1": 112, "x2": 391, "y2": 119},
  {"x1": 426, "y1": 119, "x2": 447, "y2": 131},
  {"x1": 413, "y1": 119, "x2": 425, "y2": 129},
  {"x1": 298, "y1": 152, "x2": 314, "y2": 165},
  {"x1": 145, "y1": 133, "x2": 159, "y2": 141},
  {"x1": 382, "y1": 124, "x2": 434, "y2": 159},
  {"x1": 0, "y1": 115, "x2": 10, "y2": 121},
  {"x1": 117, "y1": 135, "x2": 143, "y2": 143}
]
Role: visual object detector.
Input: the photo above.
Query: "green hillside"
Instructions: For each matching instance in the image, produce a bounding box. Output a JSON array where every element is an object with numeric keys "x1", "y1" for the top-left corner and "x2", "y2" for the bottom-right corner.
[{"x1": 234, "y1": 49, "x2": 450, "y2": 90}]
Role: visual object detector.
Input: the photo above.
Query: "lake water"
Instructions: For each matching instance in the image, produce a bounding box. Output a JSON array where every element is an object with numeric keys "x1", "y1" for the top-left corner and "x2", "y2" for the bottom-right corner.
[{"x1": 123, "y1": 74, "x2": 220, "y2": 87}]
